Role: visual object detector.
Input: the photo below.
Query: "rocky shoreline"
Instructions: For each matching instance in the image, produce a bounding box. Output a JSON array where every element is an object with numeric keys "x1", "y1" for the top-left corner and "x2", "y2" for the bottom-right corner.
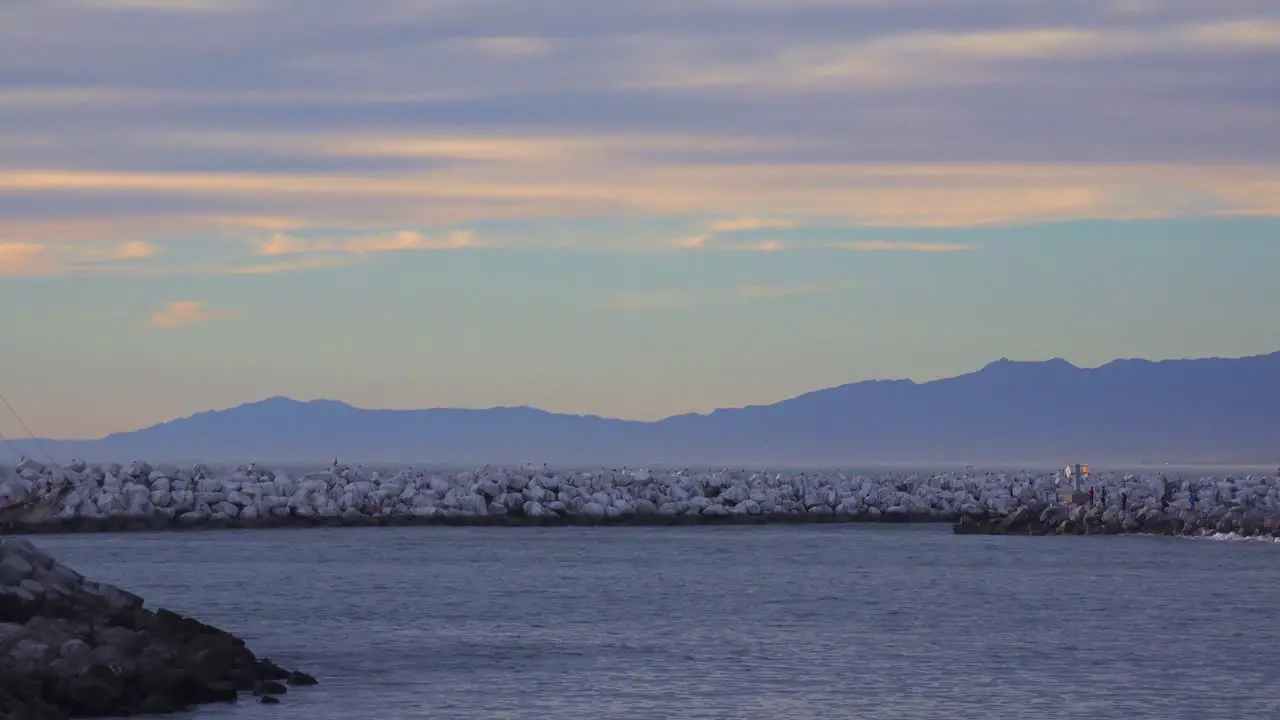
[
  {"x1": 0, "y1": 537, "x2": 316, "y2": 719},
  {"x1": 953, "y1": 503, "x2": 1280, "y2": 538}
]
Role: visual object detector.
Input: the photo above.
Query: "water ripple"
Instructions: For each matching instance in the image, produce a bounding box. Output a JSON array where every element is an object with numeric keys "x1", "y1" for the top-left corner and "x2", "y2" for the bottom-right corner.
[{"x1": 34, "y1": 525, "x2": 1280, "y2": 720}]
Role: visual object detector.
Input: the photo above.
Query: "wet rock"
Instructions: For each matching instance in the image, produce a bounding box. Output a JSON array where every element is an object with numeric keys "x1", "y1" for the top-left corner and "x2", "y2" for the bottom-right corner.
[
  {"x1": 1082, "y1": 507, "x2": 1105, "y2": 534},
  {"x1": 1122, "y1": 513, "x2": 1143, "y2": 533},
  {"x1": 1039, "y1": 505, "x2": 1070, "y2": 528},
  {"x1": 254, "y1": 680, "x2": 288, "y2": 695},
  {"x1": 137, "y1": 691, "x2": 184, "y2": 715},
  {"x1": 996, "y1": 506, "x2": 1034, "y2": 534},
  {"x1": 0, "y1": 539, "x2": 318, "y2": 717},
  {"x1": 952, "y1": 502, "x2": 1270, "y2": 539},
  {"x1": 62, "y1": 668, "x2": 124, "y2": 716}
]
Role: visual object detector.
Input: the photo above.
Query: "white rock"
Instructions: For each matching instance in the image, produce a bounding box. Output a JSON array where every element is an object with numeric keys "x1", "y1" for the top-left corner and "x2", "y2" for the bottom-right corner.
[{"x1": 2, "y1": 460, "x2": 1277, "y2": 529}]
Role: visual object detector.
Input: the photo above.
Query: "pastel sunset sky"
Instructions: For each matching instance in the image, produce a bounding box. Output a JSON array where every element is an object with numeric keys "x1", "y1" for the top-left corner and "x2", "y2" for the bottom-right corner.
[{"x1": 1, "y1": 0, "x2": 1278, "y2": 439}]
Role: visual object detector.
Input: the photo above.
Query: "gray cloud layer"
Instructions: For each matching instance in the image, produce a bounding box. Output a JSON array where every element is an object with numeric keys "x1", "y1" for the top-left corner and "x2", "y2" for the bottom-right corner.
[
  {"x1": 5, "y1": 0, "x2": 1277, "y2": 159},
  {"x1": 1, "y1": 0, "x2": 1278, "y2": 270}
]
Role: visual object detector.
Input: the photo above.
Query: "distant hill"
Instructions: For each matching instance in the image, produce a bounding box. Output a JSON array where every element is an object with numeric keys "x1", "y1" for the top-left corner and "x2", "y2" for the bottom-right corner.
[{"x1": 6, "y1": 351, "x2": 1280, "y2": 465}]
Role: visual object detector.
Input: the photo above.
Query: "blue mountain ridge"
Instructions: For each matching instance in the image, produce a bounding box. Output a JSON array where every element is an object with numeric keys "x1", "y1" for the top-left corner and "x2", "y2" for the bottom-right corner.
[{"x1": 8, "y1": 351, "x2": 1280, "y2": 465}]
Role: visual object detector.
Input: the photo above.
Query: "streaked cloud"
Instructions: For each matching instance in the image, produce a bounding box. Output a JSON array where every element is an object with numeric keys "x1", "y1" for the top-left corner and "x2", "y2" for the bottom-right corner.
[
  {"x1": 4, "y1": 163, "x2": 1277, "y2": 242},
  {"x1": 670, "y1": 217, "x2": 797, "y2": 252},
  {"x1": 672, "y1": 234, "x2": 711, "y2": 250},
  {"x1": 0, "y1": 242, "x2": 53, "y2": 276},
  {"x1": 1, "y1": 0, "x2": 1277, "y2": 273},
  {"x1": 709, "y1": 217, "x2": 796, "y2": 232},
  {"x1": 146, "y1": 300, "x2": 235, "y2": 328},
  {"x1": 726, "y1": 239, "x2": 786, "y2": 252},
  {"x1": 635, "y1": 18, "x2": 1280, "y2": 92},
  {"x1": 0, "y1": 240, "x2": 163, "y2": 276},
  {"x1": 256, "y1": 230, "x2": 481, "y2": 256},
  {"x1": 88, "y1": 240, "x2": 160, "y2": 260}
]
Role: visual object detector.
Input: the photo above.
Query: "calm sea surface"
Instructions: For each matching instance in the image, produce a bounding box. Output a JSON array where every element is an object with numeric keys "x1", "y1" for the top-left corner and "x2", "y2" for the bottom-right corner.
[{"x1": 35, "y1": 526, "x2": 1280, "y2": 720}]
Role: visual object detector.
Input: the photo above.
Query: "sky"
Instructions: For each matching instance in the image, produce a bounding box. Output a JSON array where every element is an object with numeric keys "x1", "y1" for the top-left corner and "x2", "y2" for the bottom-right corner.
[{"x1": 1, "y1": 0, "x2": 1279, "y2": 440}]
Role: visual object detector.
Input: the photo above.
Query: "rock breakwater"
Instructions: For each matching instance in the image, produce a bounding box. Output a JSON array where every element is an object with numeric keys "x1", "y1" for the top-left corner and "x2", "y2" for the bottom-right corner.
[
  {"x1": 0, "y1": 536, "x2": 316, "y2": 718},
  {"x1": 954, "y1": 500, "x2": 1280, "y2": 538},
  {"x1": 1, "y1": 458, "x2": 1277, "y2": 536}
]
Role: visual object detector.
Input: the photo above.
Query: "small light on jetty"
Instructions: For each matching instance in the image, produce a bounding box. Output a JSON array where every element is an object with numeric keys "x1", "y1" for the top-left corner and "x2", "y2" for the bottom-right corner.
[{"x1": 1060, "y1": 463, "x2": 1090, "y2": 505}]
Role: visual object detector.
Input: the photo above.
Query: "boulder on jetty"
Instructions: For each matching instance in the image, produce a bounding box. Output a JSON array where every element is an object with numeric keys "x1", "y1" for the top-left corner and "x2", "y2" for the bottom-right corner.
[
  {"x1": 954, "y1": 493, "x2": 1280, "y2": 539},
  {"x1": 1, "y1": 458, "x2": 1038, "y2": 530},
  {"x1": 1, "y1": 457, "x2": 1277, "y2": 536},
  {"x1": 0, "y1": 537, "x2": 315, "y2": 718}
]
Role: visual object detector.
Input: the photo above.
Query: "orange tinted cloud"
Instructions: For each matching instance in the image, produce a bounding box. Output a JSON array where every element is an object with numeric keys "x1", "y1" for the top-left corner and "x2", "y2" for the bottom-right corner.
[
  {"x1": 255, "y1": 230, "x2": 481, "y2": 256},
  {"x1": 671, "y1": 234, "x2": 711, "y2": 249},
  {"x1": 147, "y1": 300, "x2": 235, "y2": 328},
  {"x1": 727, "y1": 239, "x2": 785, "y2": 252},
  {"x1": 82, "y1": 240, "x2": 160, "y2": 260},
  {"x1": 0, "y1": 240, "x2": 161, "y2": 276},
  {"x1": 709, "y1": 217, "x2": 796, "y2": 232},
  {"x1": 2, "y1": 162, "x2": 1279, "y2": 233},
  {"x1": 0, "y1": 242, "x2": 54, "y2": 275}
]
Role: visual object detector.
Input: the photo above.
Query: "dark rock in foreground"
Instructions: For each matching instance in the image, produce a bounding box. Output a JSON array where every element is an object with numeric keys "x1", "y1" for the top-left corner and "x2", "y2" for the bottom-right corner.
[
  {"x1": 0, "y1": 538, "x2": 316, "y2": 719},
  {"x1": 953, "y1": 503, "x2": 1280, "y2": 538}
]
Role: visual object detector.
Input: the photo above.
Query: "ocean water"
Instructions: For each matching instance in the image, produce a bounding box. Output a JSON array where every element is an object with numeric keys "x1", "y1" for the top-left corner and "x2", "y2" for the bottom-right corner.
[{"x1": 35, "y1": 526, "x2": 1280, "y2": 720}]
